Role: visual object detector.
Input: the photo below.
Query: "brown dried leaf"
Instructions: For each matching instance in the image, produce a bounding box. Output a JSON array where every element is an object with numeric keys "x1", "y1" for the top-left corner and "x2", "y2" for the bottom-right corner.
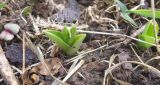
[
  {"x1": 22, "y1": 57, "x2": 63, "y2": 85},
  {"x1": 37, "y1": 57, "x2": 62, "y2": 75}
]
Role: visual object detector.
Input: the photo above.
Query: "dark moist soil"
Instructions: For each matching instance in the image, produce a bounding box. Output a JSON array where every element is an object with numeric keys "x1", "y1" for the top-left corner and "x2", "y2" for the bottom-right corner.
[{"x1": 1, "y1": 0, "x2": 160, "y2": 85}]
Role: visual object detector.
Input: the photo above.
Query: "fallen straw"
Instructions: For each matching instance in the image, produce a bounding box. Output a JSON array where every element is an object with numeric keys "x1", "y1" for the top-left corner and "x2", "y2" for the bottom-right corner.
[{"x1": 0, "y1": 45, "x2": 19, "y2": 85}]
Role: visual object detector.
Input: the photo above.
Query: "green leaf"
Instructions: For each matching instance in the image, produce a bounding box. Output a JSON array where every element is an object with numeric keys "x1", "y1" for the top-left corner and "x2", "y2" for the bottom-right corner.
[
  {"x1": 68, "y1": 34, "x2": 86, "y2": 47},
  {"x1": 143, "y1": 20, "x2": 159, "y2": 36},
  {"x1": 115, "y1": 0, "x2": 137, "y2": 27},
  {"x1": 71, "y1": 34, "x2": 86, "y2": 48},
  {"x1": 138, "y1": 35, "x2": 155, "y2": 48},
  {"x1": 67, "y1": 34, "x2": 86, "y2": 55},
  {"x1": 127, "y1": 9, "x2": 160, "y2": 19},
  {"x1": 43, "y1": 30, "x2": 71, "y2": 52},
  {"x1": 62, "y1": 26, "x2": 70, "y2": 42},
  {"x1": 22, "y1": 6, "x2": 32, "y2": 16},
  {"x1": 43, "y1": 26, "x2": 86, "y2": 56},
  {"x1": 70, "y1": 26, "x2": 77, "y2": 38},
  {"x1": 121, "y1": 12, "x2": 137, "y2": 27},
  {"x1": 137, "y1": 20, "x2": 159, "y2": 48},
  {"x1": 114, "y1": 0, "x2": 128, "y2": 12},
  {"x1": 0, "y1": 3, "x2": 6, "y2": 10}
]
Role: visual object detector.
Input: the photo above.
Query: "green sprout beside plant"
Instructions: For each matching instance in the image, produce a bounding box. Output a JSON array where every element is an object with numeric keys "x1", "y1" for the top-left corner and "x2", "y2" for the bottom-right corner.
[
  {"x1": 115, "y1": 0, "x2": 160, "y2": 26},
  {"x1": 138, "y1": 20, "x2": 159, "y2": 48},
  {"x1": 43, "y1": 26, "x2": 86, "y2": 56},
  {"x1": 115, "y1": 0, "x2": 137, "y2": 27},
  {"x1": 127, "y1": 9, "x2": 160, "y2": 18},
  {"x1": 115, "y1": 0, "x2": 160, "y2": 49},
  {"x1": 0, "y1": 3, "x2": 6, "y2": 10}
]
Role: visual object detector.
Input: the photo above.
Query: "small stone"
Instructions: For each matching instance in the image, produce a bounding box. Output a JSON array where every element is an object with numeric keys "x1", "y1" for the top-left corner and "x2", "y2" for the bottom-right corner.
[
  {"x1": 0, "y1": 30, "x2": 14, "y2": 41},
  {"x1": 4, "y1": 23, "x2": 20, "y2": 34}
]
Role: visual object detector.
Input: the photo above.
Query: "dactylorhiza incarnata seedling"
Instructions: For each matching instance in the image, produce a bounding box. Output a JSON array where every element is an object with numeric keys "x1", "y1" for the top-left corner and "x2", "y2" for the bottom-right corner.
[
  {"x1": 43, "y1": 26, "x2": 86, "y2": 56},
  {"x1": 0, "y1": 23, "x2": 20, "y2": 41}
]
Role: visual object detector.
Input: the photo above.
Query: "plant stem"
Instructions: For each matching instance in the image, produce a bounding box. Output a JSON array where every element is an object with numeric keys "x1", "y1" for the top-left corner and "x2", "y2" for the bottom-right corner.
[{"x1": 151, "y1": 0, "x2": 158, "y2": 48}]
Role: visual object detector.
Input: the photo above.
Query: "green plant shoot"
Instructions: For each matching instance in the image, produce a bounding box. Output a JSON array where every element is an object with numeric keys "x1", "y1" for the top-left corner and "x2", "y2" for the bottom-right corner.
[
  {"x1": 138, "y1": 20, "x2": 159, "y2": 48},
  {"x1": 127, "y1": 9, "x2": 160, "y2": 19},
  {"x1": 115, "y1": 0, "x2": 137, "y2": 27},
  {"x1": 43, "y1": 26, "x2": 86, "y2": 56},
  {"x1": 22, "y1": 6, "x2": 32, "y2": 16},
  {"x1": 0, "y1": 3, "x2": 6, "y2": 10}
]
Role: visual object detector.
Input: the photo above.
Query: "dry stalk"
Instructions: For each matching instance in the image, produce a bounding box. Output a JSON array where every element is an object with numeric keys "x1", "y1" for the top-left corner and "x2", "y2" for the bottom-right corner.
[
  {"x1": 22, "y1": 32, "x2": 26, "y2": 85},
  {"x1": 133, "y1": 56, "x2": 160, "y2": 70},
  {"x1": 78, "y1": 29, "x2": 155, "y2": 46},
  {"x1": 130, "y1": 44, "x2": 144, "y2": 63},
  {"x1": 0, "y1": 45, "x2": 19, "y2": 85},
  {"x1": 103, "y1": 61, "x2": 160, "y2": 85},
  {"x1": 29, "y1": 14, "x2": 41, "y2": 35},
  {"x1": 62, "y1": 60, "x2": 84, "y2": 83}
]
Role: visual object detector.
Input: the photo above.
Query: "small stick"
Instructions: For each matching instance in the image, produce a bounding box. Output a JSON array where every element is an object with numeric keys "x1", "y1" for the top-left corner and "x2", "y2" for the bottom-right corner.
[
  {"x1": 22, "y1": 32, "x2": 26, "y2": 73},
  {"x1": 22, "y1": 32, "x2": 26, "y2": 85},
  {"x1": 0, "y1": 45, "x2": 19, "y2": 85},
  {"x1": 29, "y1": 14, "x2": 40, "y2": 35}
]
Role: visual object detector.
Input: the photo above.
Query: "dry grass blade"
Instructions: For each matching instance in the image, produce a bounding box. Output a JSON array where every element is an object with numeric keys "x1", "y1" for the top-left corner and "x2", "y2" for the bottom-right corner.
[
  {"x1": 110, "y1": 73, "x2": 133, "y2": 85},
  {"x1": 78, "y1": 30, "x2": 156, "y2": 46},
  {"x1": 109, "y1": 54, "x2": 117, "y2": 68},
  {"x1": 68, "y1": 59, "x2": 79, "y2": 73},
  {"x1": 105, "y1": 54, "x2": 117, "y2": 85},
  {"x1": 151, "y1": 0, "x2": 158, "y2": 48},
  {"x1": 29, "y1": 14, "x2": 40, "y2": 35},
  {"x1": 130, "y1": 45, "x2": 144, "y2": 63},
  {"x1": 103, "y1": 54, "x2": 129, "y2": 85},
  {"x1": 103, "y1": 61, "x2": 160, "y2": 85},
  {"x1": 151, "y1": 0, "x2": 160, "y2": 54},
  {"x1": 62, "y1": 60, "x2": 84, "y2": 83},
  {"x1": 0, "y1": 45, "x2": 19, "y2": 85},
  {"x1": 133, "y1": 56, "x2": 160, "y2": 70},
  {"x1": 22, "y1": 32, "x2": 26, "y2": 85},
  {"x1": 146, "y1": 56, "x2": 160, "y2": 63}
]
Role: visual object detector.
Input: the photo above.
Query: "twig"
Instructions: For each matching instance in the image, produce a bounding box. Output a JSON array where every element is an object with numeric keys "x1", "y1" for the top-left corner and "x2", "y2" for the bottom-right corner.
[{"x1": 0, "y1": 45, "x2": 19, "y2": 85}]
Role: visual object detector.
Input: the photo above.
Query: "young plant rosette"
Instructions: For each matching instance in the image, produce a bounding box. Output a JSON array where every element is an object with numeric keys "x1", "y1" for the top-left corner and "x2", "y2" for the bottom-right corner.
[{"x1": 43, "y1": 26, "x2": 86, "y2": 56}]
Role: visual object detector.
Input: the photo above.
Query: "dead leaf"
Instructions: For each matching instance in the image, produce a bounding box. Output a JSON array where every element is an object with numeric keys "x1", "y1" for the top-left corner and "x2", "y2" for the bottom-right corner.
[
  {"x1": 37, "y1": 57, "x2": 62, "y2": 75},
  {"x1": 22, "y1": 57, "x2": 63, "y2": 85}
]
